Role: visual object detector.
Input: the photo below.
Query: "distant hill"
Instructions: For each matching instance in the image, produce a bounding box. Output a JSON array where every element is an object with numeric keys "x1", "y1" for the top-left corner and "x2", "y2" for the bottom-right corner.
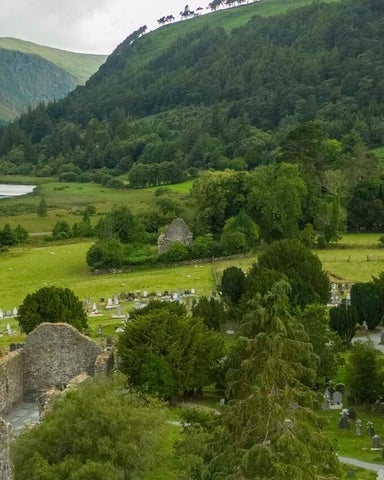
[
  {"x1": 0, "y1": 38, "x2": 106, "y2": 122},
  {"x1": 2, "y1": 0, "x2": 384, "y2": 181}
]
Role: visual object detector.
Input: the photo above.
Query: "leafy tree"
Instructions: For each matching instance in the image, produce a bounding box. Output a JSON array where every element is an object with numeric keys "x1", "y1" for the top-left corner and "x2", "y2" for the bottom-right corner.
[
  {"x1": 11, "y1": 375, "x2": 167, "y2": 480},
  {"x1": 17, "y1": 285, "x2": 88, "y2": 334},
  {"x1": 117, "y1": 301, "x2": 223, "y2": 398},
  {"x1": 347, "y1": 179, "x2": 384, "y2": 232},
  {"x1": 138, "y1": 354, "x2": 176, "y2": 399},
  {"x1": 329, "y1": 304, "x2": 358, "y2": 346},
  {"x1": 14, "y1": 224, "x2": 29, "y2": 243},
  {"x1": 191, "y1": 170, "x2": 248, "y2": 235},
  {"x1": 36, "y1": 198, "x2": 48, "y2": 217},
  {"x1": 86, "y1": 239, "x2": 126, "y2": 269},
  {"x1": 220, "y1": 209, "x2": 259, "y2": 254},
  {"x1": 95, "y1": 206, "x2": 147, "y2": 244},
  {"x1": 345, "y1": 341, "x2": 384, "y2": 404},
  {"x1": 247, "y1": 162, "x2": 307, "y2": 241},
  {"x1": 72, "y1": 218, "x2": 94, "y2": 238},
  {"x1": 190, "y1": 235, "x2": 215, "y2": 258},
  {"x1": 161, "y1": 241, "x2": 190, "y2": 262},
  {"x1": 350, "y1": 281, "x2": 383, "y2": 330},
  {"x1": 192, "y1": 296, "x2": 226, "y2": 331},
  {"x1": 52, "y1": 220, "x2": 72, "y2": 240},
  {"x1": 297, "y1": 304, "x2": 342, "y2": 380},
  {"x1": 220, "y1": 266, "x2": 246, "y2": 305},
  {"x1": 0, "y1": 224, "x2": 17, "y2": 246},
  {"x1": 177, "y1": 281, "x2": 341, "y2": 479},
  {"x1": 257, "y1": 239, "x2": 330, "y2": 307}
]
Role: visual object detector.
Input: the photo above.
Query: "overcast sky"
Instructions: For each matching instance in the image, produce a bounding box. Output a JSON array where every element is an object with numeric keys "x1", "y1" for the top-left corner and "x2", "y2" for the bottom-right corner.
[{"x1": 1, "y1": 0, "x2": 210, "y2": 55}]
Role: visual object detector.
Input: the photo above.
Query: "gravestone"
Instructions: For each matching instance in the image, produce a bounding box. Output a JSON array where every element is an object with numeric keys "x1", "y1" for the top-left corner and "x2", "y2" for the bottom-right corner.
[
  {"x1": 333, "y1": 391, "x2": 343, "y2": 405},
  {"x1": 377, "y1": 469, "x2": 384, "y2": 480},
  {"x1": 372, "y1": 434, "x2": 382, "y2": 450},
  {"x1": 9, "y1": 343, "x2": 16, "y2": 352},
  {"x1": 106, "y1": 298, "x2": 113, "y2": 309},
  {"x1": 338, "y1": 410, "x2": 349, "y2": 429},
  {"x1": 322, "y1": 389, "x2": 331, "y2": 410},
  {"x1": 355, "y1": 419, "x2": 362, "y2": 436},
  {"x1": 367, "y1": 421, "x2": 375, "y2": 437}
]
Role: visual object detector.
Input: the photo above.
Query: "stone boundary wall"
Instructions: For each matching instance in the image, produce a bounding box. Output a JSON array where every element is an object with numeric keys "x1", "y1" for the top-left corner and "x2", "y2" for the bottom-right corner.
[{"x1": 0, "y1": 352, "x2": 23, "y2": 417}]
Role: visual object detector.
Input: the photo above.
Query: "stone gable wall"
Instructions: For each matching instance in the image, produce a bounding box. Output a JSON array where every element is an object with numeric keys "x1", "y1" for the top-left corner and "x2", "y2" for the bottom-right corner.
[
  {"x1": 158, "y1": 217, "x2": 193, "y2": 254},
  {"x1": 0, "y1": 352, "x2": 23, "y2": 417},
  {"x1": 23, "y1": 323, "x2": 101, "y2": 401}
]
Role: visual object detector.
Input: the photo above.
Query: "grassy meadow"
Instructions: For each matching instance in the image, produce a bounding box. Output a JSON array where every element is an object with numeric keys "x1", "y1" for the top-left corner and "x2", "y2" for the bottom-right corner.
[{"x1": 0, "y1": 177, "x2": 193, "y2": 232}]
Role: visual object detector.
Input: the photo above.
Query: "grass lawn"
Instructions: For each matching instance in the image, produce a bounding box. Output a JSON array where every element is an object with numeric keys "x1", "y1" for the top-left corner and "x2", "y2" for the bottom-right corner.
[
  {"x1": 341, "y1": 466, "x2": 378, "y2": 479},
  {"x1": 323, "y1": 407, "x2": 384, "y2": 465}
]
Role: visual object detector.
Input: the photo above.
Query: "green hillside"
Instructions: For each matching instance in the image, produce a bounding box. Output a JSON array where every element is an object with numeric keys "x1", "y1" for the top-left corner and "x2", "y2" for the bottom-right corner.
[
  {"x1": 0, "y1": 37, "x2": 106, "y2": 85},
  {"x1": 131, "y1": 0, "x2": 342, "y2": 69},
  {"x1": 0, "y1": 38, "x2": 107, "y2": 122},
  {"x1": 0, "y1": 0, "x2": 383, "y2": 180},
  {"x1": 0, "y1": 49, "x2": 76, "y2": 122}
]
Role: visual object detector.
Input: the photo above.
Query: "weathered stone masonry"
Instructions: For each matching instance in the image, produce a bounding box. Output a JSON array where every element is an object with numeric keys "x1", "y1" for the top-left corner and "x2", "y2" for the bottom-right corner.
[{"x1": 0, "y1": 323, "x2": 113, "y2": 480}]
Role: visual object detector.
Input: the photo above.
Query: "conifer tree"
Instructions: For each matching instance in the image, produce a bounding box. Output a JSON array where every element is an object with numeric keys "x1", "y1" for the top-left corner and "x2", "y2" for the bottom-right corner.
[{"x1": 177, "y1": 281, "x2": 341, "y2": 480}]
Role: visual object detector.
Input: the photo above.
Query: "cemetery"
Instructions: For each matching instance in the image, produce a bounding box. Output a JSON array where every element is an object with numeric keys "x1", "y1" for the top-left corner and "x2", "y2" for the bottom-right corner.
[{"x1": 0, "y1": 235, "x2": 384, "y2": 479}]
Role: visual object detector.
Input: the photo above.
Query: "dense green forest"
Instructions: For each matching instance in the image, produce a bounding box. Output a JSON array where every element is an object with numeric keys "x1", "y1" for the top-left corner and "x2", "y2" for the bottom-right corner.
[{"x1": 0, "y1": 0, "x2": 384, "y2": 247}]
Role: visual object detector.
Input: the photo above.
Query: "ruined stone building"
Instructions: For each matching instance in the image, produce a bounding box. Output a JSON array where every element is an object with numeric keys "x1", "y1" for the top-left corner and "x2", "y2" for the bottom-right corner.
[
  {"x1": 157, "y1": 217, "x2": 193, "y2": 254},
  {"x1": 0, "y1": 323, "x2": 113, "y2": 480}
]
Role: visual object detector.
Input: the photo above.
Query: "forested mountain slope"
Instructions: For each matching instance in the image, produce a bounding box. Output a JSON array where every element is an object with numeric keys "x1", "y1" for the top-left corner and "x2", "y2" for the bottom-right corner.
[
  {"x1": 0, "y1": 49, "x2": 75, "y2": 122},
  {"x1": 0, "y1": 38, "x2": 106, "y2": 122},
  {"x1": 0, "y1": 0, "x2": 382, "y2": 179}
]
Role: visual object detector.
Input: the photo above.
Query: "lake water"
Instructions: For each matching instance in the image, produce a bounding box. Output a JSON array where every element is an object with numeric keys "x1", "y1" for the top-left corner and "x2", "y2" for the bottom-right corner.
[{"x1": 0, "y1": 184, "x2": 36, "y2": 199}]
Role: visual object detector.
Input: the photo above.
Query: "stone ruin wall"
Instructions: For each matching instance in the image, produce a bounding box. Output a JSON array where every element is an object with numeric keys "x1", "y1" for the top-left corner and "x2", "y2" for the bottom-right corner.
[
  {"x1": 158, "y1": 217, "x2": 193, "y2": 254},
  {"x1": 0, "y1": 419, "x2": 12, "y2": 480},
  {"x1": 0, "y1": 323, "x2": 114, "y2": 480},
  {"x1": 23, "y1": 323, "x2": 102, "y2": 401},
  {"x1": 0, "y1": 352, "x2": 23, "y2": 417}
]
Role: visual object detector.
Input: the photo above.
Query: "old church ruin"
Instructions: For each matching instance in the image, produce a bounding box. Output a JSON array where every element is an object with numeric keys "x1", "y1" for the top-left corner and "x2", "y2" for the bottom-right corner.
[
  {"x1": 0, "y1": 323, "x2": 113, "y2": 479},
  {"x1": 157, "y1": 217, "x2": 193, "y2": 254}
]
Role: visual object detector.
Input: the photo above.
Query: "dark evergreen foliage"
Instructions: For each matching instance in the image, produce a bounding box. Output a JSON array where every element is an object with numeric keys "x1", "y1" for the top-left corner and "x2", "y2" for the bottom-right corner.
[{"x1": 17, "y1": 285, "x2": 88, "y2": 334}]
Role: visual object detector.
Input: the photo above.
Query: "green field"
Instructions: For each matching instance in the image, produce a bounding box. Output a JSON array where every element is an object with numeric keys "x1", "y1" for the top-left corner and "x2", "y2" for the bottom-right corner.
[{"x1": 0, "y1": 178, "x2": 193, "y2": 232}]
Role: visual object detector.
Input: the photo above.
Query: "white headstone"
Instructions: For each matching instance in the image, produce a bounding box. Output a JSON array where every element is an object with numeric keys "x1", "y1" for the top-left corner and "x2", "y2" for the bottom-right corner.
[{"x1": 333, "y1": 391, "x2": 343, "y2": 405}]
